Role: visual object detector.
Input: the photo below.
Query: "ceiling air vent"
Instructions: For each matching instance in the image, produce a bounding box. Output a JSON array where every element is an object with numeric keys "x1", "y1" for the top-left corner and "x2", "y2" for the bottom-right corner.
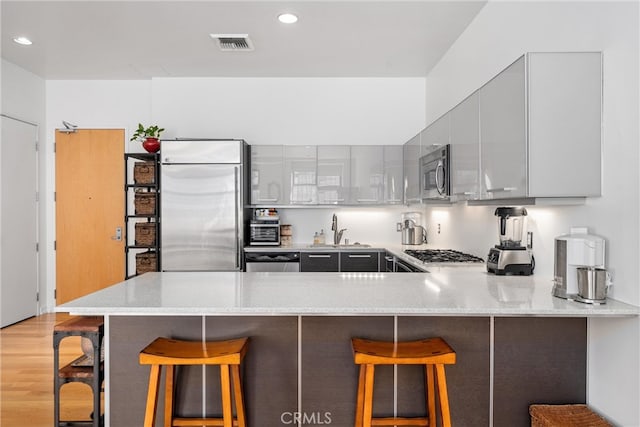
[{"x1": 209, "y1": 34, "x2": 254, "y2": 51}]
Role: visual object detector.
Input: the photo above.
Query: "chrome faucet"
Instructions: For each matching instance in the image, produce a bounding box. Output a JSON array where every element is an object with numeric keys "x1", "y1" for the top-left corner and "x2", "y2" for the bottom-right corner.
[{"x1": 331, "y1": 213, "x2": 347, "y2": 245}]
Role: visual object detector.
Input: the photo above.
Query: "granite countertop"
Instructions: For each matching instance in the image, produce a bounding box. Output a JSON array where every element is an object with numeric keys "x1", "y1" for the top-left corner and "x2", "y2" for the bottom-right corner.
[{"x1": 57, "y1": 269, "x2": 639, "y2": 317}]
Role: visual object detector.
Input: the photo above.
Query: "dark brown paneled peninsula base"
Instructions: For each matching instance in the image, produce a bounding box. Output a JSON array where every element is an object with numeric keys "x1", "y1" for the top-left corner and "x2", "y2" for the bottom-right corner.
[{"x1": 108, "y1": 315, "x2": 585, "y2": 427}]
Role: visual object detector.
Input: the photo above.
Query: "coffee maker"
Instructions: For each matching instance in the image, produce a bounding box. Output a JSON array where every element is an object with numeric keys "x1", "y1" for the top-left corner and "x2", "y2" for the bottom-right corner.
[
  {"x1": 486, "y1": 207, "x2": 534, "y2": 275},
  {"x1": 552, "y1": 227, "x2": 605, "y2": 299}
]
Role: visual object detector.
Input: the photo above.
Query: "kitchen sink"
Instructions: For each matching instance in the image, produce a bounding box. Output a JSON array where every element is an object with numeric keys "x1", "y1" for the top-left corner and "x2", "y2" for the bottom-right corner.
[{"x1": 307, "y1": 243, "x2": 371, "y2": 248}]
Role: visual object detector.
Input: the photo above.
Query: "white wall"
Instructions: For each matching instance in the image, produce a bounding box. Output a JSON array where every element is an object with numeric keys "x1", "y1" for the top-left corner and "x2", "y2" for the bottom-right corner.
[
  {"x1": 152, "y1": 77, "x2": 426, "y2": 146},
  {"x1": 421, "y1": 2, "x2": 639, "y2": 425},
  {"x1": 44, "y1": 80, "x2": 152, "y2": 311},
  {"x1": 1, "y1": 59, "x2": 46, "y2": 313}
]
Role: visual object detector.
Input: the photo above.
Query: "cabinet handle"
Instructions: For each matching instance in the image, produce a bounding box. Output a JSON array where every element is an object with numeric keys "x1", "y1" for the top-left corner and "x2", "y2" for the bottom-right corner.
[
  {"x1": 454, "y1": 192, "x2": 476, "y2": 196},
  {"x1": 348, "y1": 254, "x2": 371, "y2": 258},
  {"x1": 486, "y1": 187, "x2": 516, "y2": 193},
  {"x1": 257, "y1": 198, "x2": 278, "y2": 202},
  {"x1": 386, "y1": 199, "x2": 403, "y2": 202},
  {"x1": 384, "y1": 256, "x2": 394, "y2": 262},
  {"x1": 323, "y1": 198, "x2": 345, "y2": 202},
  {"x1": 308, "y1": 254, "x2": 332, "y2": 258}
]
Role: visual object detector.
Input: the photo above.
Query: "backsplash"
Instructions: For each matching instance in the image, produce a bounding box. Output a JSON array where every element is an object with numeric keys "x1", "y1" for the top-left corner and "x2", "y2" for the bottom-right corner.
[
  {"x1": 277, "y1": 206, "x2": 411, "y2": 247},
  {"x1": 278, "y1": 202, "x2": 611, "y2": 286}
]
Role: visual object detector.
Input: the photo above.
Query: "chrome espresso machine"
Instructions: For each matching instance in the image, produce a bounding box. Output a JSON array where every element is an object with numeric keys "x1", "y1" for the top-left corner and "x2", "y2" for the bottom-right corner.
[{"x1": 486, "y1": 207, "x2": 534, "y2": 275}]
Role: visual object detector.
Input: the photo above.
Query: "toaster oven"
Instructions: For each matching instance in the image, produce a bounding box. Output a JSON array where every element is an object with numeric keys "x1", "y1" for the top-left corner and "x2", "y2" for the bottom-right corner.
[{"x1": 249, "y1": 220, "x2": 280, "y2": 246}]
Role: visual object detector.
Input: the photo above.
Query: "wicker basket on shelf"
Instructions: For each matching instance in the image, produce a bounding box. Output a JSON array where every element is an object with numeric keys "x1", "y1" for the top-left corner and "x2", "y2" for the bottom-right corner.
[
  {"x1": 529, "y1": 404, "x2": 612, "y2": 427},
  {"x1": 134, "y1": 191, "x2": 156, "y2": 215},
  {"x1": 133, "y1": 161, "x2": 155, "y2": 184},
  {"x1": 135, "y1": 223, "x2": 156, "y2": 246},
  {"x1": 136, "y1": 251, "x2": 157, "y2": 275}
]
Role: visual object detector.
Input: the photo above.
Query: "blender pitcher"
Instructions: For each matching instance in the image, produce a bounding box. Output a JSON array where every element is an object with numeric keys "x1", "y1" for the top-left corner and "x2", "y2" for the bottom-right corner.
[{"x1": 495, "y1": 207, "x2": 527, "y2": 249}]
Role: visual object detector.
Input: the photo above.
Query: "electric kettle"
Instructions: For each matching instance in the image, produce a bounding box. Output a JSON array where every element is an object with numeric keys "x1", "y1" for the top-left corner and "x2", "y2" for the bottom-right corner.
[
  {"x1": 398, "y1": 212, "x2": 427, "y2": 245},
  {"x1": 402, "y1": 221, "x2": 427, "y2": 245}
]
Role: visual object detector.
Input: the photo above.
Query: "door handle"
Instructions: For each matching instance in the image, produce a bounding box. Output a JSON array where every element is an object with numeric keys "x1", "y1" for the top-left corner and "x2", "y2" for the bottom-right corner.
[{"x1": 111, "y1": 227, "x2": 122, "y2": 241}]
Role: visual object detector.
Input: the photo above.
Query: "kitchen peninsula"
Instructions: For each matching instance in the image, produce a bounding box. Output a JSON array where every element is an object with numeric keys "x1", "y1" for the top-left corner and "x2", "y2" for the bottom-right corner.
[{"x1": 58, "y1": 269, "x2": 638, "y2": 427}]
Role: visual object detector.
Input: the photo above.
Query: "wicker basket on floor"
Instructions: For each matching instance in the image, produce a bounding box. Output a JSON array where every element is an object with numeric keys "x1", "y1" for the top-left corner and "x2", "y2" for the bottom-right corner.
[
  {"x1": 136, "y1": 251, "x2": 157, "y2": 275},
  {"x1": 530, "y1": 404, "x2": 612, "y2": 427},
  {"x1": 133, "y1": 161, "x2": 155, "y2": 184}
]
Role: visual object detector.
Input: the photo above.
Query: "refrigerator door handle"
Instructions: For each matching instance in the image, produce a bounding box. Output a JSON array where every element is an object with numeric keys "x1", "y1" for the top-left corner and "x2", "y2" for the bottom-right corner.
[{"x1": 235, "y1": 166, "x2": 241, "y2": 269}]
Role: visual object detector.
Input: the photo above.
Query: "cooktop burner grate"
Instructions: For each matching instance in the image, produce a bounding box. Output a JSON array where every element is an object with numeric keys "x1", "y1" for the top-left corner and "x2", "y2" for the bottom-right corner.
[{"x1": 404, "y1": 249, "x2": 484, "y2": 263}]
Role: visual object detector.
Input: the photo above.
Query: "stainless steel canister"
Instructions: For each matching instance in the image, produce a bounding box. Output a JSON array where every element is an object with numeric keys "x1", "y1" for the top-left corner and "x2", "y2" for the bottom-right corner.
[
  {"x1": 576, "y1": 267, "x2": 609, "y2": 303},
  {"x1": 402, "y1": 225, "x2": 427, "y2": 245}
]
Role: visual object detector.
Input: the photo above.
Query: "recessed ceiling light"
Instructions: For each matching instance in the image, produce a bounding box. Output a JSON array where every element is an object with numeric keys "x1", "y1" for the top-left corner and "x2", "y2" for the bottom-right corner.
[
  {"x1": 278, "y1": 13, "x2": 298, "y2": 24},
  {"x1": 13, "y1": 36, "x2": 32, "y2": 46}
]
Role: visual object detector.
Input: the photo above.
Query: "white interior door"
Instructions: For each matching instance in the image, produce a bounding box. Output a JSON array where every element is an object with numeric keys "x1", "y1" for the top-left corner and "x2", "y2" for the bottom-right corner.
[{"x1": 1, "y1": 115, "x2": 39, "y2": 327}]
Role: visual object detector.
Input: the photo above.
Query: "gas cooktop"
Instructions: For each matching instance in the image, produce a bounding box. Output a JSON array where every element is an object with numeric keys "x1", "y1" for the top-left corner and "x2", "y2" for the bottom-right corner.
[{"x1": 404, "y1": 249, "x2": 484, "y2": 264}]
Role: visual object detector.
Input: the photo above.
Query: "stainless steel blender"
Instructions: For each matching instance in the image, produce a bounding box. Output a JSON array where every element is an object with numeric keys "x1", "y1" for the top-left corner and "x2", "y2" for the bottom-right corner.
[{"x1": 486, "y1": 207, "x2": 534, "y2": 275}]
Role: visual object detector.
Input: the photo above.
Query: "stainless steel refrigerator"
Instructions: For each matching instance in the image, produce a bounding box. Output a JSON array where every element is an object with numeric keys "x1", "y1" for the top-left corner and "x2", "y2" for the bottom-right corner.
[{"x1": 161, "y1": 139, "x2": 246, "y2": 271}]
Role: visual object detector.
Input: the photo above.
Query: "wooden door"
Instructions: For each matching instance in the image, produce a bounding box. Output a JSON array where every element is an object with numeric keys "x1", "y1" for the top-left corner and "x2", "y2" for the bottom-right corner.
[
  {"x1": 1, "y1": 115, "x2": 38, "y2": 327},
  {"x1": 56, "y1": 129, "x2": 124, "y2": 304}
]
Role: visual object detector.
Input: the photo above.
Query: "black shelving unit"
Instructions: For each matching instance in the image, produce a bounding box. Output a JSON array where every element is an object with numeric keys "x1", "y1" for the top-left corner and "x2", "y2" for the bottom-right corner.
[{"x1": 124, "y1": 153, "x2": 161, "y2": 278}]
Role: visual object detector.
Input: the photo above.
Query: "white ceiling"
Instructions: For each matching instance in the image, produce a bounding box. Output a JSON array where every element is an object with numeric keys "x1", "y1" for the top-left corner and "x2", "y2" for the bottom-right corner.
[{"x1": 1, "y1": 1, "x2": 487, "y2": 80}]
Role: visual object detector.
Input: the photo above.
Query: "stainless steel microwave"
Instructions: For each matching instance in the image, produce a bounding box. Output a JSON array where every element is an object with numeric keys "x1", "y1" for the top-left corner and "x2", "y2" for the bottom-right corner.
[{"x1": 420, "y1": 144, "x2": 450, "y2": 200}]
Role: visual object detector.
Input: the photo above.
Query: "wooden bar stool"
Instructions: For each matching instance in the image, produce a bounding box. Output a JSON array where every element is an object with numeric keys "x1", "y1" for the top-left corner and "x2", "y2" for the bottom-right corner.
[
  {"x1": 139, "y1": 337, "x2": 249, "y2": 427},
  {"x1": 351, "y1": 337, "x2": 456, "y2": 427}
]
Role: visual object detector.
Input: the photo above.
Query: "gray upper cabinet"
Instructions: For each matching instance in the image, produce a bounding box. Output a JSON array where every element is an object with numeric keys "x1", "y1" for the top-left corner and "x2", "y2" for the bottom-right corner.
[
  {"x1": 250, "y1": 145, "x2": 284, "y2": 205},
  {"x1": 526, "y1": 52, "x2": 601, "y2": 197},
  {"x1": 450, "y1": 91, "x2": 480, "y2": 201},
  {"x1": 479, "y1": 56, "x2": 527, "y2": 199},
  {"x1": 317, "y1": 145, "x2": 350, "y2": 205},
  {"x1": 350, "y1": 145, "x2": 384, "y2": 204},
  {"x1": 284, "y1": 145, "x2": 317, "y2": 205},
  {"x1": 251, "y1": 144, "x2": 405, "y2": 206},
  {"x1": 403, "y1": 133, "x2": 421, "y2": 205},
  {"x1": 478, "y1": 52, "x2": 602, "y2": 201},
  {"x1": 421, "y1": 113, "x2": 450, "y2": 152},
  {"x1": 383, "y1": 145, "x2": 403, "y2": 204}
]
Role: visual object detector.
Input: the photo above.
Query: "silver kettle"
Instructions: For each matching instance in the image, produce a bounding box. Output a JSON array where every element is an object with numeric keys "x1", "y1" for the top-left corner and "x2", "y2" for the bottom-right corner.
[{"x1": 401, "y1": 220, "x2": 427, "y2": 245}]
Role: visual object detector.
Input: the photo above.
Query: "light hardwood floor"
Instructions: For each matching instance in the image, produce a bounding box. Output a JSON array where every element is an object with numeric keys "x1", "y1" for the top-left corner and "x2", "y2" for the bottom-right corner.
[{"x1": 1, "y1": 313, "x2": 101, "y2": 427}]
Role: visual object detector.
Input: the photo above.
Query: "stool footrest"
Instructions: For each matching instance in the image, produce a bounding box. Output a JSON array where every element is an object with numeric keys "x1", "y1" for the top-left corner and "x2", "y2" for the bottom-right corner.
[
  {"x1": 173, "y1": 418, "x2": 240, "y2": 426},
  {"x1": 371, "y1": 417, "x2": 429, "y2": 426}
]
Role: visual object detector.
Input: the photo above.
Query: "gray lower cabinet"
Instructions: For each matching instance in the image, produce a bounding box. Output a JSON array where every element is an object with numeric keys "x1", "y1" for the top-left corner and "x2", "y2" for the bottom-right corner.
[
  {"x1": 340, "y1": 252, "x2": 380, "y2": 272},
  {"x1": 300, "y1": 252, "x2": 339, "y2": 272},
  {"x1": 300, "y1": 251, "x2": 381, "y2": 272}
]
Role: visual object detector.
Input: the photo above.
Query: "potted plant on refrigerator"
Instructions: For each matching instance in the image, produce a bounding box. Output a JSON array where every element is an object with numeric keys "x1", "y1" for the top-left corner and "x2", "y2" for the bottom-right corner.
[{"x1": 130, "y1": 123, "x2": 165, "y2": 153}]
